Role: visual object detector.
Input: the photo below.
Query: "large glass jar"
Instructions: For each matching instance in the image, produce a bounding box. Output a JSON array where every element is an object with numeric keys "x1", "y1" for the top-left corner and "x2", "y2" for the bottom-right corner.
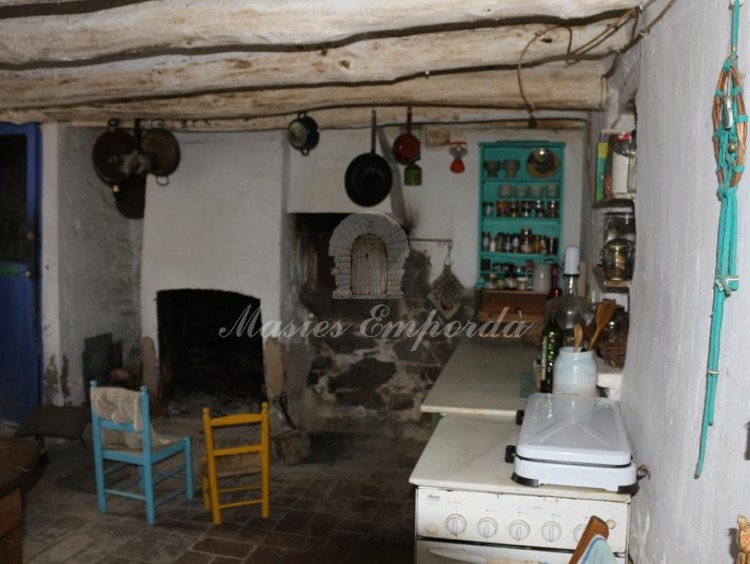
[{"x1": 603, "y1": 212, "x2": 636, "y2": 245}]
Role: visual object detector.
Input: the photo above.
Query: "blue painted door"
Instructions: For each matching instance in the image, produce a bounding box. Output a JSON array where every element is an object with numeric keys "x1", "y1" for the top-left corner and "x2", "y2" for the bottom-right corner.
[{"x1": 0, "y1": 123, "x2": 41, "y2": 422}]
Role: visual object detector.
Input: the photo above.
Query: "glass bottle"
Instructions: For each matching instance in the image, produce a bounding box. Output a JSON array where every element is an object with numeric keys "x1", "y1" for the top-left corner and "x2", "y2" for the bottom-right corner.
[
  {"x1": 482, "y1": 231, "x2": 490, "y2": 252},
  {"x1": 556, "y1": 246, "x2": 586, "y2": 347},
  {"x1": 547, "y1": 264, "x2": 561, "y2": 299},
  {"x1": 539, "y1": 312, "x2": 563, "y2": 393}
]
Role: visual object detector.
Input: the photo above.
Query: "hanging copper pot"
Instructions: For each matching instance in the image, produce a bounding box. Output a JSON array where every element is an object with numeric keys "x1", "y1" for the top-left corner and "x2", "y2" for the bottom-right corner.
[{"x1": 141, "y1": 127, "x2": 181, "y2": 177}]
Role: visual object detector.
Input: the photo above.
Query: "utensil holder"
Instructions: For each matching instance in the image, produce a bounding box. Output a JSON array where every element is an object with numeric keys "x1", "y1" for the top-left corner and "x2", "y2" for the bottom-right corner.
[{"x1": 552, "y1": 347, "x2": 597, "y2": 397}]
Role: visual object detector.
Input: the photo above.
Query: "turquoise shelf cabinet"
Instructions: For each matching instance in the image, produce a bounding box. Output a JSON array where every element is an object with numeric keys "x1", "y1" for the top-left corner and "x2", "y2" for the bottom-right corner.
[{"x1": 477, "y1": 141, "x2": 565, "y2": 281}]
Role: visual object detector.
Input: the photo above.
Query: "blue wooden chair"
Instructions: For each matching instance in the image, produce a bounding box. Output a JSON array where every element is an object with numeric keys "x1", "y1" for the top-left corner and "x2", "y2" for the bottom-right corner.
[{"x1": 89, "y1": 381, "x2": 194, "y2": 524}]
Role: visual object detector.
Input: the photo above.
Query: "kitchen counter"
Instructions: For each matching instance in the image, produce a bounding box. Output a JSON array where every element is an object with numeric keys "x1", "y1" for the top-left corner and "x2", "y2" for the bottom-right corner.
[
  {"x1": 420, "y1": 338, "x2": 536, "y2": 417},
  {"x1": 410, "y1": 414, "x2": 629, "y2": 502}
]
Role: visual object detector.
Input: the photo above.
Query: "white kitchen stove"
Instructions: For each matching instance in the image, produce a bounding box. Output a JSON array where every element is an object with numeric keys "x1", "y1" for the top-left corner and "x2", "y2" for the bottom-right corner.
[
  {"x1": 410, "y1": 414, "x2": 632, "y2": 563},
  {"x1": 512, "y1": 393, "x2": 638, "y2": 494}
]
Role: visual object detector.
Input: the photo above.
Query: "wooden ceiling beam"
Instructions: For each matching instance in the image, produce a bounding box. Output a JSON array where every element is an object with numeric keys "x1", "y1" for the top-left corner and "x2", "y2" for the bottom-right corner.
[
  {"x1": 0, "y1": 64, "x2": 606, "y2": 125},
  {"x1": 0, "y1": 21, "x2": 627, "y2": 110},
  {"x1": 0, "y1": 0, "x2": 639, "y2": 65}
]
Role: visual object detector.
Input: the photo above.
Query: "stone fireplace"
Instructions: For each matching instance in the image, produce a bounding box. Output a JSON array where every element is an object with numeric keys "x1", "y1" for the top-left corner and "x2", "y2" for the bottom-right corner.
[
  {"x1": 285, "y1": 211, "x2": 474, "y2": 436},
  {"x1": 156, "y1": 289, "x2": 265, "y2": 415}
]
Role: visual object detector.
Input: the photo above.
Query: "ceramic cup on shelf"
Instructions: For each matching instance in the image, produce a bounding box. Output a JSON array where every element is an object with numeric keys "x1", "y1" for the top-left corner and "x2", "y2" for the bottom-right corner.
[
  {"x1": 529, "y1": 184, "x2": 544, "y2": 199},
  {"x1": 484, "y1": 160, "x2": 502, "y2": 178},
  {"x1": 532, "y1": 263, "x2": 551, "y2": 292},
  {"x1": 503, "y1": 159, "x2": 520, "y2": 178},
  {"x1": 552, "y1": 347, "x2": 598, "y2": 397},
  {"x1": 515, "y1": 185, "x2": 529, "y2": 198},
  {"x1": 546, "y1": 184, "x2": 560, "y2": 199},
  {"x1": 499, "y1": 184, "x2": 513, "y2": 198}
]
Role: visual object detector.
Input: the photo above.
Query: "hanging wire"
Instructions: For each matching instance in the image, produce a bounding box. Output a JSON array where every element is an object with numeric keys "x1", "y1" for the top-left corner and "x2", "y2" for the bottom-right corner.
[{"x1": 445, "y1": 241, "x2": 453, "y2": 266}]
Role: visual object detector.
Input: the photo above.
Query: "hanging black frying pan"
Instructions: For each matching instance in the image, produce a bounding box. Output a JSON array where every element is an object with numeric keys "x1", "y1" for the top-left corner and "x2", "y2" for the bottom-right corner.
[
  {"x1": 114, "y1": 174, "x2": 146, "y2": 219},
  {"x1": 345, "y1": 110, "x2": 392, "y2": 207}
]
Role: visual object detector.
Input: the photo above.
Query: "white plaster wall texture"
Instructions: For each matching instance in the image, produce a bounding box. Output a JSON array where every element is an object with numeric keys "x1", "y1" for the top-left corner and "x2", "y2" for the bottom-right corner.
[
  {"x1": 287, "y1": 126, "x2": 585, "y2": 288},
  {"x1": 40, "y1": 123, "x2": 61, "y2": 402},
  {"x1": 140, "y1": 130, "x2": 284, "y2": 352},
  {"x1": 53, "y1": 126, "x2": 142, "y2": 404},
  {"x1": 624, "y1": 1, "x2": 750, "y2": 562},
  {"x1": 286, "y1": 129, "x2": 394, "y2": 214}
]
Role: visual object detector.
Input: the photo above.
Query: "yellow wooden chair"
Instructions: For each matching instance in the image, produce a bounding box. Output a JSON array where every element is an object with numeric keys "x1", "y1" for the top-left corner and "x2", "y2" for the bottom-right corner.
[{"x1": 200, "y1": 403, "x2": 270, "y2": 524}]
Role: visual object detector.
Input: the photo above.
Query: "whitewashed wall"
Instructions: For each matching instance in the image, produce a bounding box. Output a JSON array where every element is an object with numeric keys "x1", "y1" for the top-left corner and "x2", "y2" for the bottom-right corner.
[
  {"x1": 623, "y1": 1, "x2": 750, "y2": 562},
  {"x1": 140, "y1": 131, "x2": 285, "y2": 346},
  {"x1": 42, "y1": 124, "x2": 142, "y2": 404},
  {"x1": 287, "y1": 126, "x2": 586, "y2": 287}
]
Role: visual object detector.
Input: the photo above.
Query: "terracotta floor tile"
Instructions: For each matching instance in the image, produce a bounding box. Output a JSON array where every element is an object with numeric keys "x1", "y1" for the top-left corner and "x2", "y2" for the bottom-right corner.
[
  {"x1": 191, "y1": 537, "x2": 255, "y2": 558},
  {"x1": 170, "y1": 551, "x2": 214, "y2": 564},
  {"x1": 20, "y1": 430, "x2": 422, "y2": 564},
  {"x1": 273, "y1": 510, "x2": 315, "y2": 534},
  {"x1": 262, "y1": 531, "x2": 310, "y2": 550}
]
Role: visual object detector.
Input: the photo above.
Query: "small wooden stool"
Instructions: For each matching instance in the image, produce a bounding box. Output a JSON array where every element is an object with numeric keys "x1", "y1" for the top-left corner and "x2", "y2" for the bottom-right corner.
[{"x1": 13, "y1": 406, "x2": 89, "y2": 448}]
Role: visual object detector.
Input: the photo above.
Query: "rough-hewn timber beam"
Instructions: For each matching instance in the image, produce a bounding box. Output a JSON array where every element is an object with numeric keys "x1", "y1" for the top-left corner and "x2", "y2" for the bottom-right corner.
[
  {"x1": 0, "y1": 64, "x2": 606, "y2": 124},
  {"x1": 0, "y1": 106, "x2": 591, "y2": 131},
  {"x1": 0, "y1": 0, "x2": 640, "y2": 65},
  {"x1": 0, "y1": 21, "x2": 627, "y2": 110}
]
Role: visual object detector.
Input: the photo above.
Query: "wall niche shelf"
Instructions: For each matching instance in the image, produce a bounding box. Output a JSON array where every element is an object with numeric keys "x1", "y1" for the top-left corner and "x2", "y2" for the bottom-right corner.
[
  {"x1": 592, "y1": 193, "x2": 635, "y2": 209},
  {"x1": 593, "y1": 266, "x2": 631, "y2": 293},
  {"x1": 477, "y1": 140, "x2": 566, "y2": 279}
]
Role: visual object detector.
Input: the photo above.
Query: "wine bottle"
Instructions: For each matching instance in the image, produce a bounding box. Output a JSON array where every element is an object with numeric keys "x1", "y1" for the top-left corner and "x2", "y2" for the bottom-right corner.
[{"x1": 539, "y1": 312, "x2": 563, "y2": 393}]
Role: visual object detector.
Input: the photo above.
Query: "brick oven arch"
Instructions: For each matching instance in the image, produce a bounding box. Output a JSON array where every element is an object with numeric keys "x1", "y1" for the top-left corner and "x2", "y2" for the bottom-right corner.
[{"x1": 328, "y1": 212, "x2": 408, "y2": 299}]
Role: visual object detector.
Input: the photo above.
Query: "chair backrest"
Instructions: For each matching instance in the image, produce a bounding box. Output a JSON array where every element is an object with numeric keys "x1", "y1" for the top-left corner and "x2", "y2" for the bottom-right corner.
[
  {"x1": 569, "y1": 516, "x2": 612, "y2": 564},
  {"x1": 202, "y1": 403, "x2": 269, "y2": 470},
  {"x1": 90, "y1": 381, "x2": 152, "y2": 450}
]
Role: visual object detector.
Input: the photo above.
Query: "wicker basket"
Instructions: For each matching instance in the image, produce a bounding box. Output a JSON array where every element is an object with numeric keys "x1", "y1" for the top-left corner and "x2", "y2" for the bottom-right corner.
[{"x1": 596, "y1": 330, "x2": 628, "y2": 368}]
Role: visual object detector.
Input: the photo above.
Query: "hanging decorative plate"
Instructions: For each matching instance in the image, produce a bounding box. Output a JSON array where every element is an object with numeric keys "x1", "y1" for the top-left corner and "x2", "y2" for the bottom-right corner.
[{"x1": 526, "y1": 147, "x2": 559, "y2": 179}]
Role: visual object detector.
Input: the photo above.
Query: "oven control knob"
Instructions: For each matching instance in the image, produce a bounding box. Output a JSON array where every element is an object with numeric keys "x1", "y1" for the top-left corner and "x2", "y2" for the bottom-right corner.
[
  {"x1": 508, "y1": 519, "x2": 531, "y2": 541},
  {"x1": 541, "y1": 521, "x2": 563, "y2": 543},
  {"x1": 477, "y1": 517, "x2": 498, "y2": 538},
  {"x1": 574, "y1": 524, "x2": 587, "y2": 542},
  {"x1": 445, "y1": 514, "x2": 467, "y2": 536}
]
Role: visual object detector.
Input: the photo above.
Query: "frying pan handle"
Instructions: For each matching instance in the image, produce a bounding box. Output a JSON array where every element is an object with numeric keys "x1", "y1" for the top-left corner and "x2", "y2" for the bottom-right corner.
[{"x1": 370, "y1": 110, "x2": 377, "y2": 154}]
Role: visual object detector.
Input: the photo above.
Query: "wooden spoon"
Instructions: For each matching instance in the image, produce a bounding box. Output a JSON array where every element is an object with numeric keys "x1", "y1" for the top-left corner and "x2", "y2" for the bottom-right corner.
[
  {"x1": 587, "y1": 299, "x2": 618, "y2": 352},
  {"x1": 573, "y1": 324, "x2": 584, "y2": 352}
]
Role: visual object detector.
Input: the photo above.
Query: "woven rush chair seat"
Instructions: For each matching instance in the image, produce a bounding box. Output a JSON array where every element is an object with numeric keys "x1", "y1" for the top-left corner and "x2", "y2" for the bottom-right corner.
[{"x1": 201, "y1": 404, "x2": 270, "y2": 524}]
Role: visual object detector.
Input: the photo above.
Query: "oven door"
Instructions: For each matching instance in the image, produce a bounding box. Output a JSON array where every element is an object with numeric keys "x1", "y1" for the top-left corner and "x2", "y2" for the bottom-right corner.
[{"x1": 416, "y1": 539, "x2": 627, "y2": 564}]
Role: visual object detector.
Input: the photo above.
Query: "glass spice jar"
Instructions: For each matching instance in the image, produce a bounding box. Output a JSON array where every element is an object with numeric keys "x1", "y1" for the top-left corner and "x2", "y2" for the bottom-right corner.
[
  {"x1": 546, "y1": 200, "x2": 559, "y2": 218},
  {"x1": 496, "y1": 200, "x2": 508, "y2": 217},
  {"x1": 532, "y1": 235, "x2": 542, "y2": 254},
  {"x1": 520, "y1": 228, "x2": 534, "y2": 254},
  {"x1": 521, "y1": 201, "x2": 533, "y2": 218},
  {"x1": 534, "y1": 200, "x2": 545, "y2": 217}
]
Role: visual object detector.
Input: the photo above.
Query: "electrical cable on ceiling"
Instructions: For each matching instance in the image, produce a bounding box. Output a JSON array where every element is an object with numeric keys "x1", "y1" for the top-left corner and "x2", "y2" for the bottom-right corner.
[{"x1": 696, "y1": 0, "x2": 747, "y2": 478}]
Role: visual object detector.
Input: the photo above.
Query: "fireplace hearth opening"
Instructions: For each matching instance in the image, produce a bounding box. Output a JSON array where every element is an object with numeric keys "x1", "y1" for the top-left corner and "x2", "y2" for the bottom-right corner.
[{"x1": 157, "y1": 289, "x2": 265, "y2": 415}]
